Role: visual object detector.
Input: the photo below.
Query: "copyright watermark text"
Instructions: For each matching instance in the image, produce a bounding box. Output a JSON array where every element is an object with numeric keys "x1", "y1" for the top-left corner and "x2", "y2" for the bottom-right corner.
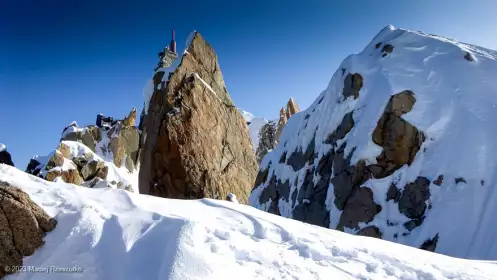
[{"x1": 4, "y1": 265, "x2": 83, "y2": 274}]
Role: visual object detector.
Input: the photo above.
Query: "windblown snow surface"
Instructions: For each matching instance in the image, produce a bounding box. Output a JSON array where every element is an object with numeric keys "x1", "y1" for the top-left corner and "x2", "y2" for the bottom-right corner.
[
  {"x1": 250, "y1": 25, "x2": 497, "y2": 260},
  {"x1": 239, "y1": 109, "x2": 268, "y2": 151},
  {"x1": 1, "y1": 165, "x2": 497, "y2": 280}
]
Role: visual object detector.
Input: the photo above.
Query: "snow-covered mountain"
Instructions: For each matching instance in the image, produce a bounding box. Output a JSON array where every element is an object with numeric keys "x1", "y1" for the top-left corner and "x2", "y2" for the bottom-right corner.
[
  {"x1": 250, "y1": 25, "x2": 497, "y2": 260},
  {"x1": 2, "y1": 164, "x2": 497, "y2": 280},
  {"x1": 238, "y1": 108, "x2": 268, "y2": 152}
]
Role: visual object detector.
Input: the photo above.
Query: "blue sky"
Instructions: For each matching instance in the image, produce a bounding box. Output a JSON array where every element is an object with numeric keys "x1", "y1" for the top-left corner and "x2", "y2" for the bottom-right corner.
[{"x1": 1, "y1": 0, "x2": 496, "y2": 168}]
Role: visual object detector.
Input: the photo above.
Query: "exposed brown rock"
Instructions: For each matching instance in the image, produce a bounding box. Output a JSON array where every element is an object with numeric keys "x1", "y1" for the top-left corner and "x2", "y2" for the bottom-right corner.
[
  {"x1": 342, "y1": 73, "x2": 363, "y2": 100},
  {"x1": 0, "y1": 181, "x2": 57, "y2": 279},
  {"x1": 371, "y1": 90, "x2": 425, "y2": 178},
  {"x1": 57, "y1": 142, "x2": 71, "y2": 159},
  {"x1": 122, "y1": 108, "x2": 137, "y2": 127},
  {"x1": 108, "y1": 122, "x2": 140, "y2": 172},
  {"x1": 72, "y1": 153, "x2": 91, "y2": 169},
  {"x1": 139, "y1": 32, "x2": 258, "y2": 203},
  {"x1": 46, "y1": 150, "x2": 65, "y2": 170},
  {"x1": 357, "y1": 225, "x2": 383, "y2": 238},
  {"x1": 286, "y1": 98, "x2": 300, "y2": 118},
  {"x1": 81, "y1": 160, "x2": 105, "y2": 181},
  {"x1": 275, "y1": 98, "x2": 300, "y2": 142},
  {"x1": 46, "y1": 168, "x2": 83, "y2": 185},
  {"x1": 375, "y1": 42, "x2": 382, "y2": 49},
  {"x1": 96, "y1": 165, "x2": 109, "y2": 180},
  {"x1": 337, "y1": 187, "x2": 382, "y2": 230}
]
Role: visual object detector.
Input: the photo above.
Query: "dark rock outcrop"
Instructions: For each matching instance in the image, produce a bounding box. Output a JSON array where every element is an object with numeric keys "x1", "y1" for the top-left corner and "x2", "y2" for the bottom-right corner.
[
  {"x1": 357, "y1": 226, "x2": 383, "y2": 238},
  {"x1": 0, "y1": 181, "x2": 57, "y2": 279},
  {"x1": 251, "y1": 72, "x2": 427, "y2": 237},
  {"x1": 0, "y1": 146, "x2": 14, "y2": 167},
  {"x1": 337, "y1": 187, "x2": 382, "y2": 230},
  {"x1": 398, "y1": 176, "x2": 430, "y2": 219},
  {"x1": 342, "y1": 73, "x2": 363, "y2": 100},
  {"x1": 139, "y1": 32, "x2": 258, "y2": 203},
  {"x1": 371, "y1": 90, "x2": 425, "y2": 178},
  {"x1": 420, "y1": 234, "x2": 439, "y2": 252}
]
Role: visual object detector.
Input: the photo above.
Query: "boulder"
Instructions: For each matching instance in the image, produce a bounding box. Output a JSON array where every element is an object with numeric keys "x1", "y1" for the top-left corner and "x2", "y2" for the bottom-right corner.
[
  {"x1": 81, "y1": 160, "x2": 105, "y2": 181},
  {"x1": 46, "y1": 168, "x2": 83, "y2": 185},
  {"x1": 139, "y1": 32, "x2": 258, "y2": 203},
  {"x1": 57, "y1": 142, "x2": 72, "y2": 159},
  {"x1": 0, "y1": 181, "x2": 57, "y2": 279},
  {"x1": 46, "y1": 150, "x2": 65, "y2": 170},
  {"x1": 0, "y1": 144, "x2": 14, "y2": 166}
]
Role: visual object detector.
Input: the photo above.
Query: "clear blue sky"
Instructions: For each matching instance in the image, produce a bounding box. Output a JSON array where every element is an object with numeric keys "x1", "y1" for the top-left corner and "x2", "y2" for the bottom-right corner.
[{"x1": 1, "y1": 0, "x2": 496, "y2": 168}]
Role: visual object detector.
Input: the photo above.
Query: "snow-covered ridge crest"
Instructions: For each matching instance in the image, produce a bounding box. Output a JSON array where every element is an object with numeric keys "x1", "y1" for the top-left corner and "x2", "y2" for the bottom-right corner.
[
  {"x1": 2, "y1": 164, "x2": 497, "y2": 280},
  {"x1": 250, "y1": 25, "x2": 497, "y2": 260}
]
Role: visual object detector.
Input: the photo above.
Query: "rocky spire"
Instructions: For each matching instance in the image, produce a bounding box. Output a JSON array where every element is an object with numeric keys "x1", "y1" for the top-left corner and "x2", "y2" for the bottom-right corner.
[
  {"x1": 275, "y1": 97, "x2": 300, "y2": 142},
  {"x1": 139, "y1": 32, "x2": 258, "y2": 203}
]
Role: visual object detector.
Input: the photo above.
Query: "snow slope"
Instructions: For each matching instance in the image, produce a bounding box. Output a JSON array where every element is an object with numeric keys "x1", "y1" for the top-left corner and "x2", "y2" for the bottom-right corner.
[
  {"x1": 1, "y1": 164, "x2": 497, "y2": 280},
  {"x1": 250, "y1": 25, "x2": 497, "y2": 260},
  {"x1": 239, "y1": 108, "x2": 268, "y2": 151}
]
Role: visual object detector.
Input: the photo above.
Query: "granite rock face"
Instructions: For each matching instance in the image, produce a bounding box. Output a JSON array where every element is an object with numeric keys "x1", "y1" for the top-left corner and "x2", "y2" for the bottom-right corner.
[
  {"x1": 0, "y1": 181, "x2": 57, "y2": 279},
  {"x1": 139, "y1": 32, "x2": 258, "y2": 203}
]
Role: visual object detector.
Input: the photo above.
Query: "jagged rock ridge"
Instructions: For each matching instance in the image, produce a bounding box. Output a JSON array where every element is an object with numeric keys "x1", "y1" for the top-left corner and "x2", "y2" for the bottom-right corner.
[
  {"x1": 25, "y1": 108, "x2": 139, "y2": 191},
  {"x1": 275, "y1": 98, "x2": 300, "y2": 142},
  {"x1": 139, "y1": 32, "x2": 258, "y2": 203}
]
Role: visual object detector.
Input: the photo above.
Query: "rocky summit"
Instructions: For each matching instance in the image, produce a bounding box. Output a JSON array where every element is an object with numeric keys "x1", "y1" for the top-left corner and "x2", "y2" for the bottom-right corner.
[
  {"x1": 249, "y1": 25, "x2": 497, "y2": 260},
  {"x1": 139, "y1": 32, "x2": 258, "y2": 203}
]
